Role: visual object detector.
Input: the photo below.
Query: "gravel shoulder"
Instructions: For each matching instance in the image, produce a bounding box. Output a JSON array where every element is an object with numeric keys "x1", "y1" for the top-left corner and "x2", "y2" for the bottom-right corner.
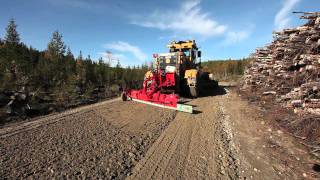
[{"x1": 0, "y1": 98, "x2": 176, "y2": 179}]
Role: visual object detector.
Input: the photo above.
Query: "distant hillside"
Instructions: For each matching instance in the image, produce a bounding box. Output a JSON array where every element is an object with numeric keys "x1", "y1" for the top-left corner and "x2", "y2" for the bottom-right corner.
[{"x1": 202, "y1": 59, "x2": 250, "y2": 81}]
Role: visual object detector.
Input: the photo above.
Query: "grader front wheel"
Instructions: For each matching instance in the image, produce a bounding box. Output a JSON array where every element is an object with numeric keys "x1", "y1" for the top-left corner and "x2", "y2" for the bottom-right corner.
[{"x1": 189, "y1": 86, "x2": 198, "y2": 98}]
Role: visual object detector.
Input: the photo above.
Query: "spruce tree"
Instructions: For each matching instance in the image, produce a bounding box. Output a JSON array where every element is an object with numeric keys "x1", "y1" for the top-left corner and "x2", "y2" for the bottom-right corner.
[
  {"x1": 76, "y1": 50, "x2": 86, "y2": 87},
  {"x1": 5, "y1": 18, "x2": 20, "y2": 44},
  {"x1": 64, "y1": 46, "x2": 75, "y2": 78},
  {"x1": 78, "y1": 51, "x2": 83, "y2": 61},
  {"x1": 47, "y1": 31, "x2": 66, "y2": 58},
  {"x1": 66, "y1": 46, "x2": 73, "y2": 58}
]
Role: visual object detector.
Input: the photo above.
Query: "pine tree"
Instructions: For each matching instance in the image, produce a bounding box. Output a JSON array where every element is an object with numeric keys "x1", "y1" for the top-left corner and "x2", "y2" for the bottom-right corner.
[
  {"x1": 85, "y1": 55, "x2": 96, "y2": 84},
  {"x1": 5, "y1": 18, "x2": 20, "y2": 44},
  {"x1": 65, "y1": 46, "x2": 76, "y2": 76},
  {"x1": 76, "y1": 50, "x2": 86, "y2": 87},
  {"x1": 78, "y1": 51, "x2": 83, "y2": 61},
  {"x1": 66, "y1": 46, "x2": 73, "y2": 58},
  {"x1": 47, "y1": 31, "x2": 66, "y2": 58},
  {"x1": 116, "y1": 59, "x2": 121, "y2": 68}
]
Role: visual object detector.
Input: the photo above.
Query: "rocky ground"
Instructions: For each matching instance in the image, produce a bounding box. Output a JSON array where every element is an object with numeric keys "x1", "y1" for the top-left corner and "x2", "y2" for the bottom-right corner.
[{"x1": 0, "y1": 89, "x2": 319, "y2": 179}]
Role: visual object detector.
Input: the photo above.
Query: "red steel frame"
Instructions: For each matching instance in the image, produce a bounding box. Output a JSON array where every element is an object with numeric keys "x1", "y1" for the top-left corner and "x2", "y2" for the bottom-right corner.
[{"x1": 125, "y1": 70, "x2": 179, "y2": 108}]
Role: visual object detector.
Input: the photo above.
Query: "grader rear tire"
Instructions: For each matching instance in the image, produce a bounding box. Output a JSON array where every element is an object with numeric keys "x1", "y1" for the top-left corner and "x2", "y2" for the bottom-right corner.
[{"x1": 189, "y1": 86, "x2": 198, "y2": 98}]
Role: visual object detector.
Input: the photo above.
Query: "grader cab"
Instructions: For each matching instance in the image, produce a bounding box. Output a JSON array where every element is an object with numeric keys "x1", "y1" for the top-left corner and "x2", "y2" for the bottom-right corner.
[{"x1": 154, "y1": 40, "x2": 202, "y2": 97}]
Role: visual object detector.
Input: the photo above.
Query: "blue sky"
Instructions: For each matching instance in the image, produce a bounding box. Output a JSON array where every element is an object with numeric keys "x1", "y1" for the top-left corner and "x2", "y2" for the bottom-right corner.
[{"x1": 0, "y1": 0, "x2": 319, "y2": 66}]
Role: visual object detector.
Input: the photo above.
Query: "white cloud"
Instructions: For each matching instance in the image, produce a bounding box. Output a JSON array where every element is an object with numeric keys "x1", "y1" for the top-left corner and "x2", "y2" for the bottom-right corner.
[
  {"x1": 131, "y1": 0, "x2": 227, "y2": 38},
  {"x1": 103, "y1": 41, "x2": 147, "y2": 62},
  {"x1": 98, "y1": 52, "x2": 127, "y2": 64},
  {"x1": 112, "y1": 53, "x2": 127, "y2": 60},
  {"x1": 275, "y1": 0, "x2": 301, "y2": 30},
  {"x1": 224, "y1": 30, "x2": 251, "y2": 44},
  {"x1": 223, "y1": 24, "x2": 254, "y2": 45}
]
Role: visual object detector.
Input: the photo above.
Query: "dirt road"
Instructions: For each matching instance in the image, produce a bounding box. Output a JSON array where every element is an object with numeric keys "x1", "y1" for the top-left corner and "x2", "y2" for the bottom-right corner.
[
  {"x1": 1, "y1": 90, "x2": 318, "y2": 179},
  {"x1": 128, "y1": 94, "x2": 240, "y2": 179},
  {"x1": 0, "y1": 98, "x2": 177, "y2": 179},
  {"x1": 129, "y1": 91, "x2": 319, "y2": 179}
]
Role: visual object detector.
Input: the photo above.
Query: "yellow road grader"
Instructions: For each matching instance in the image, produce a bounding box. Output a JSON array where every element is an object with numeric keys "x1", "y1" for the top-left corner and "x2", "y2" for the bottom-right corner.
[{"x1": 122, "y1": 40, "x2": 214, "y2": 113}]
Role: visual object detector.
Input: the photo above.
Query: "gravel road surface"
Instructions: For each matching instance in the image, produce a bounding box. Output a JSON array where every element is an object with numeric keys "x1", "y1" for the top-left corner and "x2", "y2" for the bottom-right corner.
[{"x1": 1, "y1": 91, "x2": 318, "y2": 179}]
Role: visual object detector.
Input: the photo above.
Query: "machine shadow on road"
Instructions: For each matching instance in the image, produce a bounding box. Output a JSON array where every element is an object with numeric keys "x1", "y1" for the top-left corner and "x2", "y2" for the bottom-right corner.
[
  {"x1": 178, "y1": 82, "x2": 227, "y2": 114},
  {"x1": 198, "y1": 81, "x2": 227, "y2": 97},
  {"x1": 192, "y1": 110, "x2": 202, "y2": 114},
  {"x1": 200, "y1": 87, "x2": 227, "y2": 97},
  {"x1": 182, "y1": 81, "x2": 228, "y2": 102},
  {"x1": 194, "y1": 85, "x2": 227, "y2": 114}
]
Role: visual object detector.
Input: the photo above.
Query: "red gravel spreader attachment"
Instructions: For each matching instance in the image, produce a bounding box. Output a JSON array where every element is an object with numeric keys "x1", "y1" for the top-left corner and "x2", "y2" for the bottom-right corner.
[{"x1": 122, "y1": 69, "x2": 193, "y2": 113}]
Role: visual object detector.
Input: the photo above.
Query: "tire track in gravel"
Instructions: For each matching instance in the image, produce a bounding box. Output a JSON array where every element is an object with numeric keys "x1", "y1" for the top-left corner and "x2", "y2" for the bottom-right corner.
[{"x1": 128, "y1": 95, "x2": 240, "y2": 180}]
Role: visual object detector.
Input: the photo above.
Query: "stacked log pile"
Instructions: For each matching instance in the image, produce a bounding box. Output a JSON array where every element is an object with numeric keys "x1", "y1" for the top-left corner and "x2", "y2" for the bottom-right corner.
[{"x1": 243, "y1": 12, "x2": 320, "y2": 115}]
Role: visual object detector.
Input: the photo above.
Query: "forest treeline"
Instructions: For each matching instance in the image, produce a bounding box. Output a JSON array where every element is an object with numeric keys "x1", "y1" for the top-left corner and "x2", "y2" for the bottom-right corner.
[
  {"x1": 0, "y1": 20, "x2": 148, "y2": 93},
  {"x1": 0, "y1": 19, "x2": 249, "y2": 121},
  {"x1": 202, "y1": 59, "x2": 250, "y2": 81},
  {"x1": 0, "y1": 19, "x2": 148, "y2": 121}
]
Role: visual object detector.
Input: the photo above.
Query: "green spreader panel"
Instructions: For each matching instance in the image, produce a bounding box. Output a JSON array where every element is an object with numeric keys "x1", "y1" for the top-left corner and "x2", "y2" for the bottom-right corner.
[
  {"x1": 131, "y1": 98, "x2": 193, "y2": 114},
  {"x1": 177, "y1": 104, "x2": 193, "y2": 113}
]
